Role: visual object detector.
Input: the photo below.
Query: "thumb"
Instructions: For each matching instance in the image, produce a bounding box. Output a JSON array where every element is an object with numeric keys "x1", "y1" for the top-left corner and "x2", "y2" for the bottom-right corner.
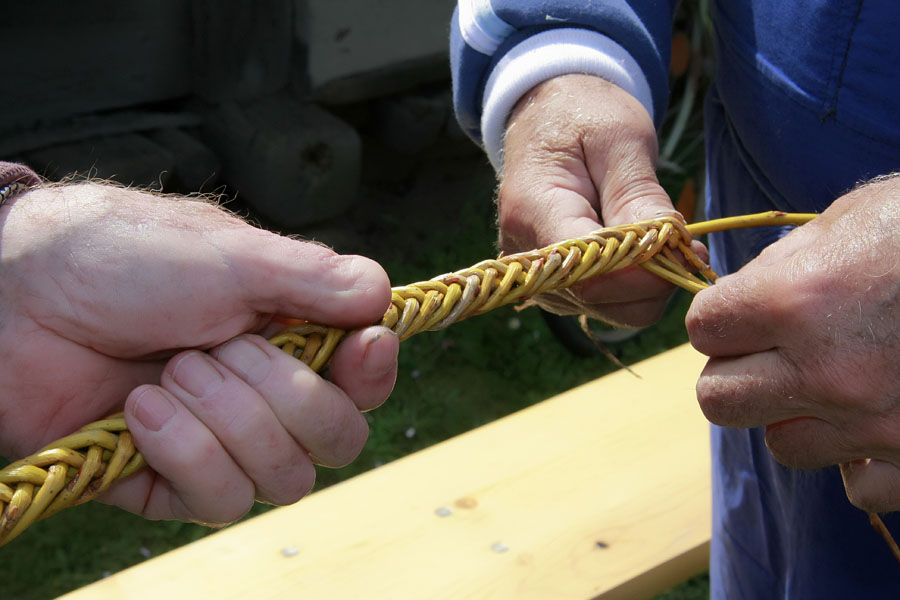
[
  {"x1": 588, "y1": 150, "x2": 681, "y2": 227},
  {"x1": 215, "y1": 227, "x2": 392, "y2": 329},
  {"x1": 585, "y1": 150, "x2": 708, "y2": 270}
]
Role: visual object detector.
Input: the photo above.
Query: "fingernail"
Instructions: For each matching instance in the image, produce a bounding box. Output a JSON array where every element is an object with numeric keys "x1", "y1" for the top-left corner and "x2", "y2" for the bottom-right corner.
[
  {"x1": 132, "y1": 388, "x2": 176, "y2": 432},
  {"x1": 171, "y1": 351, "x2": 224, "y2": 397},
  {"x1": 362, "y1": 328, "x2": 398, "y2": 377},
  {"x1": 215, "y1": 337, "x2": 271, "y2": 385}
]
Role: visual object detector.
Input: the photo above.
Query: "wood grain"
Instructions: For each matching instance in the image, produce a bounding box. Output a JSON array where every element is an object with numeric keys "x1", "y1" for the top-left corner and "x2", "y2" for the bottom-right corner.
[{"x1": 62, "y1": 343, "x2": 711, "y2": 600}]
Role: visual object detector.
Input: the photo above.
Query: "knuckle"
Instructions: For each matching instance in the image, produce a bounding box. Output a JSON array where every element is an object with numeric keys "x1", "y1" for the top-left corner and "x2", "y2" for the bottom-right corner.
[
  {"x1": 694, "y1": 374, "x2": 736, "y2": 425},
  {"x1": 802, "y1": 348, "x2": 888, "y2": 413},
  {"x1": 179, "y1": 435, "x2": 221, "y2": 471},
  {"x1": 213, "y1": 501, "x2": 253, "y2": 526},
  {"x1": 496, "y1": 198, "x2": 539, "y2": 252},
  {"x1": 763, "y1": 425, "x2": 811, "y2": 469},
  {"x1": 187, "y1": 480, "x2": 255, "y2": 527},
  {"x1": 292, "y1": 393, "x2": 370, "y2": 468},
  {"x1": 844, "y1": 460, "x2": 900, "y2": 513},
  {"x1": 329, "y1": 414, "x2": 370, "y2": 467},
  {"x1": 845, "y1": 486, "x2": 876, "y2": 512},
  {"x1": 845, "y1": 481, "x2": 889, "y2": 513},
  {"x1": 259, "y1": 460, "x2": 317, "y2": 506},
  {"x1": 685, "y1": 285, "x2": 739, "y2": 346},
  {"x1": 204, "y1": 501, "x2": 253, "y2": 527}
]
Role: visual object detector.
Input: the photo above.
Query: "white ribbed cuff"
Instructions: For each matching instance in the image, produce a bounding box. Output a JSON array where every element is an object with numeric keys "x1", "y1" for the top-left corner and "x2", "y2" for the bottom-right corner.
[
  {"x1": 481, "y1": 27, "x2": 654, "y2": 172},
  {"x1": 457, "y1": 0, "x2": 516, "y2": 55}
]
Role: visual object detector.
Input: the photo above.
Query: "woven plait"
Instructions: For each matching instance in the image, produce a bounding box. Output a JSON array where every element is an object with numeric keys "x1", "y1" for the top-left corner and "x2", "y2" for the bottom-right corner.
[
  {"x1": 0, "y1": 211, "x2": 816, "y2": 547},
  {"x1": 270, "y1": 215, "x2": 716, "y2": 364},
  {"x1": 0, "y1": 416, "x2": 145, "y2": 544}
]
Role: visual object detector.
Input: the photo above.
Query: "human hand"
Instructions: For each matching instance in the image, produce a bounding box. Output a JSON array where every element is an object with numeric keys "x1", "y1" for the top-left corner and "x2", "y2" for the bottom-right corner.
[
  {"x1": 498, "y1": 74, "x2": 706, "y2": 327},
  {"x1": 687, "y1": 175, "x2": 900, "y2": 513},
  {"x1": 0, "y1": 182, "x2": 398, "y2": 524}
]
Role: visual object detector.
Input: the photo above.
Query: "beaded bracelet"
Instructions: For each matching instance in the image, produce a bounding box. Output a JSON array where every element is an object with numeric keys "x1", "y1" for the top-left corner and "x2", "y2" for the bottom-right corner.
[
  {"x1": 0, "y1": 161, "x2": 40, "y2": 208},
  {"x1": 0, "y1": 181, "x2": 31, "y2": 208}
]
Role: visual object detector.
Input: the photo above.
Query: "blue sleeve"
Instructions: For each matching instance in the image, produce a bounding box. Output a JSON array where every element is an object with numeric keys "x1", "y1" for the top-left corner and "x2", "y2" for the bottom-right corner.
[{"x1": 450, "y1": 0, "x2": 677, "y2": 144}]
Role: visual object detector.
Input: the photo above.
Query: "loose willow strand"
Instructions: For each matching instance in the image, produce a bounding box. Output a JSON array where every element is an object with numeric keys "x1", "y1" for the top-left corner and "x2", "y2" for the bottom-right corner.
[{"x1": 0, "y1": 211, "x2": 816, "y2": 547}]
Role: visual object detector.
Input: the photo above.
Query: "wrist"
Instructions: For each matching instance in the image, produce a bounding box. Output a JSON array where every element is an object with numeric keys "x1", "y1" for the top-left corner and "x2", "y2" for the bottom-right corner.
[{"x1": 480, "y1": 28, "x2": 653, "y2": 172}]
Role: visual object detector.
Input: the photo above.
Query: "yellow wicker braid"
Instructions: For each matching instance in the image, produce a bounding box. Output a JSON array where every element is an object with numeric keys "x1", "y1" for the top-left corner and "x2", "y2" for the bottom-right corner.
[{"x1": 0, "y1": 211, "x2": 816, "y2": 547}]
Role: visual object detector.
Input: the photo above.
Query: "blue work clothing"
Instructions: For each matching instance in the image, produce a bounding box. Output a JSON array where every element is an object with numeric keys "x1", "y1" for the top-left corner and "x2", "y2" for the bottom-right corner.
[{"x1": 451, "y1": 0, "x2": 900, "y2": 596}]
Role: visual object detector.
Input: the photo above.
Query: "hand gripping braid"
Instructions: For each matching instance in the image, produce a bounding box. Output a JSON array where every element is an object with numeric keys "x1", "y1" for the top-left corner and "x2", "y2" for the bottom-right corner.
[{"x1": 0, "y1": 212, "x2": 818, "y2": 547}]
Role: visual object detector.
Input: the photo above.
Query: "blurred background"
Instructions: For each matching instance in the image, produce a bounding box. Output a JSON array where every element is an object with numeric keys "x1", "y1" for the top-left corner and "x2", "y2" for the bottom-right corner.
[
  {"x1": 1, "y1": 1, "x2": 709, "y2": 598},
  {"x1": 1, "y1": 0, "x2": 464, "y2": 228}
]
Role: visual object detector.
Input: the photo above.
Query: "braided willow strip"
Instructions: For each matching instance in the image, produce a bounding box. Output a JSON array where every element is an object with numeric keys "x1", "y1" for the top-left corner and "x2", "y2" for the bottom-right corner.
[{"x1": 0, "y1": 211, "x2": 816, "y2": 546}]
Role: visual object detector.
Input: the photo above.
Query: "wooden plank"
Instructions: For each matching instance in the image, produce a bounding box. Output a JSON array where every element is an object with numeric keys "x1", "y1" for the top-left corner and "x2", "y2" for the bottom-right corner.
[{"x1": 61, "y1": 343, "x2": 711, "y2": 600}]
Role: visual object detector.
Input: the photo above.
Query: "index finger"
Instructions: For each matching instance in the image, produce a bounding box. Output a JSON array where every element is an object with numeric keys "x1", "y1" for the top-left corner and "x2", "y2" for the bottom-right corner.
[{"x1": 687, "y1": 267, "x2": 801, "y2": 358}]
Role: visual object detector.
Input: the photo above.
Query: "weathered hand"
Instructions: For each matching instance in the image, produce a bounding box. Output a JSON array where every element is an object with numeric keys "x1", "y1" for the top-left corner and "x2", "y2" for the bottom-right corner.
[
  {"x1": 498, "y1": 74, "x2": 706, "y2": 327},
  {"x1": 687, "y1": 175, "x2": 900, "y2": 513},
  {"x1": 0, "y1": 182, "x2": 398, "y2": 524}
]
